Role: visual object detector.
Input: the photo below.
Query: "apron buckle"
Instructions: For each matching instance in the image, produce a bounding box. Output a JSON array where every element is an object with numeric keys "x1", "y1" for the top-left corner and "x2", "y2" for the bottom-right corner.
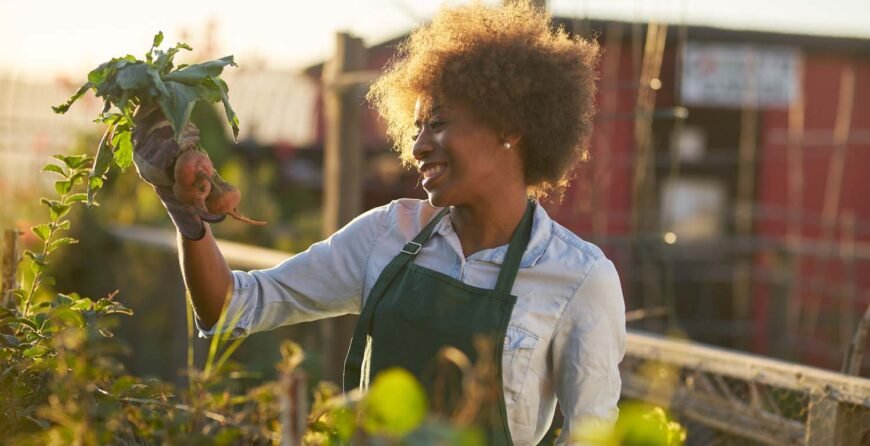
[{"x1": 401, "y1": 241, "x2": 422, "y2": 255}]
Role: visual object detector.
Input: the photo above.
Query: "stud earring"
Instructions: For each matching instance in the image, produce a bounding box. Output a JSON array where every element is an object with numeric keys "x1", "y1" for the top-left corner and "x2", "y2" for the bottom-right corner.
[{"x1": 503, "y1": 142, "x2": 511, "y2": 150}]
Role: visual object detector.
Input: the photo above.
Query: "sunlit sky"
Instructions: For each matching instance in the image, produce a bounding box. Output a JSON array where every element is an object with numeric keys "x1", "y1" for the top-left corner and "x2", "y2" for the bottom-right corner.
[{"x1": 2, "y1": 0, "x2": 868, "y2": 80}]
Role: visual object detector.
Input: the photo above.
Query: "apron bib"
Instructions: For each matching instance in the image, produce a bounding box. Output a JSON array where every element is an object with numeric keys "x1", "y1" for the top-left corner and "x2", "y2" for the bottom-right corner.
[{"x1": 343, "y1": 200, "x2": 535, "y2": 445}]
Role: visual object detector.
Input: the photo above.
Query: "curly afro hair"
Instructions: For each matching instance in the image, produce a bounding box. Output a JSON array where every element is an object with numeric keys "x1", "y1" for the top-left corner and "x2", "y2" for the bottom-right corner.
[{"x1": 367, "y1": 0, "x2": 600, "y2": 198}]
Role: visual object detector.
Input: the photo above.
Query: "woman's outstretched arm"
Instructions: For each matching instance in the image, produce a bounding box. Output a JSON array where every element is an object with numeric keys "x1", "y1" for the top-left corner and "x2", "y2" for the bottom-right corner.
[{"x1": 179, "y1": 223, "x2": 233, "y2": 330}]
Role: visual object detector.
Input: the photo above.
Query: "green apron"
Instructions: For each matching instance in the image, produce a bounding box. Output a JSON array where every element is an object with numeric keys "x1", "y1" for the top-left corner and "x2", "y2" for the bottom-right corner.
[{"x1": 343, "y1": 200, "x2": 535, "y2": 445}]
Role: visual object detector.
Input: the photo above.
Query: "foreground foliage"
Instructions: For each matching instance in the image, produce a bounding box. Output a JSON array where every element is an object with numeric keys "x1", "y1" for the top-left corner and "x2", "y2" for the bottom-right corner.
[{"x1": 0, "y1": 157, "x2": 685, "y2": 445}]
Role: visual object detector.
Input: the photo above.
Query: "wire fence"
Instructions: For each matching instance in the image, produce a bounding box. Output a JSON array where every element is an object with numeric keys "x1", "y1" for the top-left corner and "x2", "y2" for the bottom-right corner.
[{"x1": 621, "y1": 329, "x2": 870, "y2": 445}]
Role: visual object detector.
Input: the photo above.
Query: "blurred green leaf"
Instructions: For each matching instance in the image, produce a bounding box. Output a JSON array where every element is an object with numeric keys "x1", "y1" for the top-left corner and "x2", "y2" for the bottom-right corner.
[
  {"x1": 112, "y1": 130, "x2": 134, "y2": 170},
  {"x1": 116, "y1": 63, "x2": 151, "y2": 90},
  {"x1": 47, "y1": 237, "x2": 78, "y2": 253},
  {"x1": 41, "y1": 164, "x2": 67, "y2": 177},
  {"x1": 67, "y1": 193, "x2": 88, "y2": 204},
  {"x1": 12, "y1": 318, "x2": 39, "y2": 331},
  {"x1": 24, "y1": 250, "x2": 46, "y2": 266},
  {"x1": 52, "y1": 83, "x2": 92, "y2": 114},
  {"x1": 211, "y1": 76, "x2": 240, "y2": 140},
  {"x1": 40, "y1": 198, "x2": 71, "y2": 221},
  {"x1": 157, "y1": 81, "x2": 200, "y2": 141},
  {"x1": 152, "y1": 31, "x2": 164, "y2": 49},
  {"x1": 53, "y1": 154, "x2": 91, "y2": 170},
  {"x1": 31, "y1": 224, "x2": 51, "y2": 242},
  {"x1": 71, "y1": 298, "x2": 93, "y2": 311},
  {"x1": 361, "y1": 368, "x2": 428, "y2": 438},
  {"x1": 23, "y1": 344, "x2": 50, "y2": 358},
  {"x1": 54, "y1": 180, "x2": 72, "y2": 196},
  {"x1": 88, "y1": 126, "x2": 115, "y2": 206},
  {"x1": 163, "y1": 56, "x2": 236, "y2": 85}
]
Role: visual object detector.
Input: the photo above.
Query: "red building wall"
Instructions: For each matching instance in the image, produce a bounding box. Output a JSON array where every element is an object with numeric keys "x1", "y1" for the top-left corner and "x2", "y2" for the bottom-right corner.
[{"x1": 755, "y1": 54, "x2": 870, "y2": 367}]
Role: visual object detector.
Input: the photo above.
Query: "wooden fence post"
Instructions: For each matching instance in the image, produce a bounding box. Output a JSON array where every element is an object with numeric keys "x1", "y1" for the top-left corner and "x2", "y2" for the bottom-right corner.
[
  {"x1": 805, "y1": 390, "x2": 868, "y2": 445},
  {"x1": 280, "y1": 370, "x2": 308, "y2": 446},
  {"x1": 321, "y1": 33, "x2": 368, "y2": 383},
  {"x1": 1, "y1": 229, "x2": 21, "y2": 308}
]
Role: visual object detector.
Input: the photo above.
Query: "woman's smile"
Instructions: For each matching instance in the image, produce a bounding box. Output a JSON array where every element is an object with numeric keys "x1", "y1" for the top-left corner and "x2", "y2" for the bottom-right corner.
[{"x1": 419, "y1": 162, "x2": 447, "y2": 188}]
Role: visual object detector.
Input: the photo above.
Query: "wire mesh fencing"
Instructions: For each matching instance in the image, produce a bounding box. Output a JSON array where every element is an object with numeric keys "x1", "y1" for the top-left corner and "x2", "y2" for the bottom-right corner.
[{"x1": 620, "y1": 330, "x2": 870, "y2": 445}]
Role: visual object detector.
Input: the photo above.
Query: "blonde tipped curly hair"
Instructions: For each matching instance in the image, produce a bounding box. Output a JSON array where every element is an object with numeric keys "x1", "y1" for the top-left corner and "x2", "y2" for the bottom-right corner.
[{"x1": 367, "y1": 0, "x2": 601, "y2": 199}]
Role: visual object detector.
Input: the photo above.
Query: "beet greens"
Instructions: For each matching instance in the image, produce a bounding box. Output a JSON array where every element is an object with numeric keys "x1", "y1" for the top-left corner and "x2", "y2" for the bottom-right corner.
[{"x1": 53, "y1": 32, "x2": 239, "y2": 206}]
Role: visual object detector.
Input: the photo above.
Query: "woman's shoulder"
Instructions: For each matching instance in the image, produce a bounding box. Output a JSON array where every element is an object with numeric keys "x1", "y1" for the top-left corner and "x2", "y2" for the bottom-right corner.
[
  {"x1": 542, "y1": 219, "x2": 607, "y2": 267},
  {"x1": 364, "y1": 198, "x2": 442, "y2": 236}
]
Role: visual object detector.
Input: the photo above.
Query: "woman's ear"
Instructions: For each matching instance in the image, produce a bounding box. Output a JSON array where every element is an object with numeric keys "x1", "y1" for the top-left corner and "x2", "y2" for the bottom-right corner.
[{"x1": 501, "y1": 132, "x2": 522, "y2": 149}]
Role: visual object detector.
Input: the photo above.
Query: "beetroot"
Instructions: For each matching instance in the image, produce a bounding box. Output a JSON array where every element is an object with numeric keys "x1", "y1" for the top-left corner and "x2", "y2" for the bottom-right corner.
[{"x1": 205, "y1": 175, "x2": 265, "y2": 225}]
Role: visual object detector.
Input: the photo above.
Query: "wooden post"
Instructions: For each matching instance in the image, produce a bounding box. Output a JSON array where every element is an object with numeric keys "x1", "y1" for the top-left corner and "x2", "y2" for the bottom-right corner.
[
  {"x1": 805, "y1": 391, "x2": 868, "y2": 446},
  {"x1": 631, "y1": 23, "x2": 667, "y2": 331},
  {"x1": 1, "y1": 229, "x2": 21, "y2": 308},
  {"x1": 785, "y1": 61, "x2": 805, "y2": 355},
  {"x1": 805, "y1": 65, "x2": 854, "y2": 339},
  {"x1": 321, "y1": 33, "x2": 367, "y2": 382},
  {"x1": 733, "y1": 105, "x2": 758, "y2": 348},
  {"x1": 323, "y1": 33, "x2": 366, "y2": 237},
  {"x1": 842, "y1": 302, "x2": 870, "y2": 376},
  {"x1": 280, "y1": 370, "x2": 308, "y2": 446}
]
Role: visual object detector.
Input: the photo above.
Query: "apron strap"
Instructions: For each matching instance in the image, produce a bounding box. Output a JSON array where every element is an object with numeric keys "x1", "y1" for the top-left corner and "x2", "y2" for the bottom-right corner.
[
  {"x1": 493, "y1": 200, "x2": 535, "y2": 296},
  {"x1": 343, "y1": 206, "x2": 450, "y2": 390},
  {"x1": 368, "y1": 206, "x2": 450, "y2": 308}
]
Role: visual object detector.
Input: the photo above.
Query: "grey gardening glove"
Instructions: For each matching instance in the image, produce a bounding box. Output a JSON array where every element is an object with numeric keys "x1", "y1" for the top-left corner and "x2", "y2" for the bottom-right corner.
[{"x1": 131, "y1": 106, "x2": 225, "y2": 240}]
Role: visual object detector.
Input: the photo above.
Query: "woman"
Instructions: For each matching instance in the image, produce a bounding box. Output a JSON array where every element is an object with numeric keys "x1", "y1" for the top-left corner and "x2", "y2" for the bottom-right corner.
[{"x1": 133, "y1": 2, "x2": 625, "y2": 444}]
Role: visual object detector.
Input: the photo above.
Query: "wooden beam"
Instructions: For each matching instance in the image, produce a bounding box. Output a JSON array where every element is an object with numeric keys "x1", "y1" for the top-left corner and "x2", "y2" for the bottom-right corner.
[
  {"x1": 626, "y1": 330, "x2": 870, "y2": 406},
  {"x1": 108, "y1": 225, "x2": 292, "y2": 270}
]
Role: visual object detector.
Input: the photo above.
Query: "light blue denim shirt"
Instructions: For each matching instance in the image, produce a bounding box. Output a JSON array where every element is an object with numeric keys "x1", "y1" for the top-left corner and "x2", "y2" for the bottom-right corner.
[{"x1": 197, "y1": 198, "x2": 626, "y2": 445}]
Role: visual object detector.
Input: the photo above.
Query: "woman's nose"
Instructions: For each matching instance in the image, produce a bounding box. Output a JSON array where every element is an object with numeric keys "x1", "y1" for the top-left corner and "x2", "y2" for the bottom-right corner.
[{"x1": 411, "y1": 129, "x2": 433, "y2": 161}]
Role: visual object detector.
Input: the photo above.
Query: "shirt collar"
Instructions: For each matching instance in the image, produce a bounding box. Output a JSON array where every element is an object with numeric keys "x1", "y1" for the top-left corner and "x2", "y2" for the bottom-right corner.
[{"x1": 432, "y1": 200, "x2": 553, "y2": 268}]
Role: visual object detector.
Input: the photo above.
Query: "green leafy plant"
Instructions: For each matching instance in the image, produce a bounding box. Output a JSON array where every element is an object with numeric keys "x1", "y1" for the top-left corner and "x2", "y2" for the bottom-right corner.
[
  {"x1": 573, "y1": 402, "x2": 687, "y2": 446},
  {"x1": 52, "y1": 31, "x2": 238, "y2": 207},
  {"x1": 0, "y1": 155, "x2": 283, "y2": 444}
]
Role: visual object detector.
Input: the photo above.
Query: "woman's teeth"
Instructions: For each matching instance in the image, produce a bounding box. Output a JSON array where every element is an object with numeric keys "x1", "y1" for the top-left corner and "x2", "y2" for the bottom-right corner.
[{"x1": 423, "y1": 164, "x2": 445, "y2": 179}]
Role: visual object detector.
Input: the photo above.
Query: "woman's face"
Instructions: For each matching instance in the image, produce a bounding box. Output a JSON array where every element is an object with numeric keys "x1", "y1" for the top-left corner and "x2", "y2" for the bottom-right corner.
[{"x1": 411, "y1": 97, "x2": 521, "y2": 208}]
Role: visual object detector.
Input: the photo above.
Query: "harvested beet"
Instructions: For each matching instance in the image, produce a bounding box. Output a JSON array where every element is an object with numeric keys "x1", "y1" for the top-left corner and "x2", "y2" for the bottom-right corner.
[
  {"x1": 206, "y1": 175, "x2": 266, "y2": 225},
  {"x1": 173, "y1": 172, "x2": 212, "y2": 214},
  {"x1": 174, "y1": 150, "x2": 214, "y2": 187}
]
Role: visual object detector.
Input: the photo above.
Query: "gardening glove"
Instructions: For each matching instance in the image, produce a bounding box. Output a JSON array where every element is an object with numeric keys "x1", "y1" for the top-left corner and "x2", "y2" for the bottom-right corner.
[{"x1": 131, "y1": 105, "x2": 225, "y2": 240}]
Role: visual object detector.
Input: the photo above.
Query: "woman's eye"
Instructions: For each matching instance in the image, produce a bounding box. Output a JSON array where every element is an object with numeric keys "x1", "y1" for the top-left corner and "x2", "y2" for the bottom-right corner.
[{"x1": 410, "y1": 121, "x2": 445, "y2": 141}]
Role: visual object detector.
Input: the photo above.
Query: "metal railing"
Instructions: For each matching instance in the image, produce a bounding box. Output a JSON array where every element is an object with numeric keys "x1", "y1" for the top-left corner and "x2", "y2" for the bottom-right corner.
[{"x1": 622, "y1": 330, "x2": 870, "y2": 445}]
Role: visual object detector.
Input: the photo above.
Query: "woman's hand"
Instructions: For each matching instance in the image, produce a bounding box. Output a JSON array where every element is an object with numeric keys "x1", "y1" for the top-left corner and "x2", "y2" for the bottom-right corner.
[{"x1": 131, "y1": 106, "x2": 225, "y2": 240}]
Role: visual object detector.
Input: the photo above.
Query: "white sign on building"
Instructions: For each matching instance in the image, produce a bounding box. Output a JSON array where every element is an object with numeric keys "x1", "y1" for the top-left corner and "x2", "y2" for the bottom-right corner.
[{"x1": 681, "y1": 42, "x2": 801, "y2": 108}]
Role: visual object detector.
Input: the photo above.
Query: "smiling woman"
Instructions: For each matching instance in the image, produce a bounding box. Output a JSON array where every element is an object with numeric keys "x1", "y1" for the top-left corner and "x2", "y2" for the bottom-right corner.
[{"x1": 139, "y1": 2, "x2": 625, "y2": 446}]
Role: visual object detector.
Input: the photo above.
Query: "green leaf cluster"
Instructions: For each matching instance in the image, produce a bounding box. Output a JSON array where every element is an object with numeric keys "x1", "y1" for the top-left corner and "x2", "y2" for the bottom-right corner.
[{"x1": 52, "y1": 31, "x2": 239, "y2": 205}]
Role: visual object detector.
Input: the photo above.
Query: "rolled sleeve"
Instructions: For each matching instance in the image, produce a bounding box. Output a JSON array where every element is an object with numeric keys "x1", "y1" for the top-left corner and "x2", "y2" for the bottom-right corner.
[
  {"x1": 195, "y1": 202, "x2": 392, "y2": 339},
  {"x1": 553, "y1": 258, "x2": 626, "y2": 445}
]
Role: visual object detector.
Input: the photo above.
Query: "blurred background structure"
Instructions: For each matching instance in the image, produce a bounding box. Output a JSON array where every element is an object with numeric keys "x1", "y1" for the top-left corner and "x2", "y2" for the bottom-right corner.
[{"x1": 2, "y1": 0, "x2": 869, "y2": 444}]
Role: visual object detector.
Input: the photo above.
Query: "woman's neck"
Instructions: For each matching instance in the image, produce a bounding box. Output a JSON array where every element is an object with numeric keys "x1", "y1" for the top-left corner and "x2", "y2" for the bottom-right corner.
[{"x1": 449, "y1": 192, "x2": 529, "y2": 258}]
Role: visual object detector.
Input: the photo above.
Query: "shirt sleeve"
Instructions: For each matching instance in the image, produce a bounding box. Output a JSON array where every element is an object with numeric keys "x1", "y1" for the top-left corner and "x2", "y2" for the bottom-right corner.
[
  {"x1": 553, "y1": 258, "x2": 626, "y2": 445},
  {"x1": 195, "y1": 201, "x2": 393, "y2": 338}
]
